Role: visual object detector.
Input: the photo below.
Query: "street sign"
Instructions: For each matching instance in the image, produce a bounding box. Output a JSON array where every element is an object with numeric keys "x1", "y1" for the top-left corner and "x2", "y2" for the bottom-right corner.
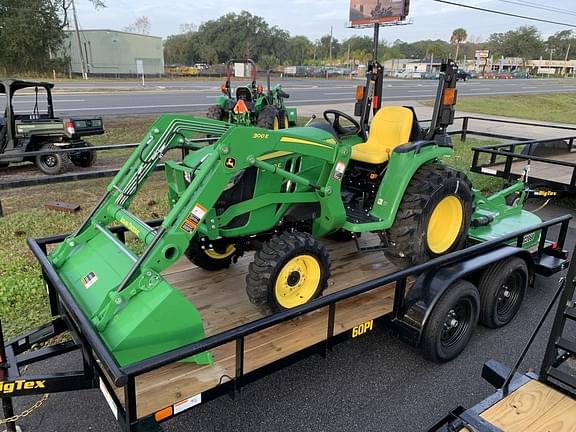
[{"x1": 475, "y1": 50, "x2": 490, "y2": 59}]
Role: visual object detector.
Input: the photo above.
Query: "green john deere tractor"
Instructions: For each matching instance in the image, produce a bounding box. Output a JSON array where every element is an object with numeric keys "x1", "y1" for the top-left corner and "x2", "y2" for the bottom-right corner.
[
  {"x1": 48, "y1": 60, "x2": 541, "y2": 367},
  {"x1": 207, "y1": 59, "x2": 297, "y2": 129}
]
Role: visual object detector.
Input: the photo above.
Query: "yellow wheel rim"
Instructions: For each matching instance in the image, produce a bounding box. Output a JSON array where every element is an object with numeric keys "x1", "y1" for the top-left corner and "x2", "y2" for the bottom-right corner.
[
  {"x1": 204, "y1": 244, "x2": 236, "y2": 260},
  {"x1": 273, "y1": 116, "x2": 280, "y2": 130},
  {"x1": 427, "y1": 196, "x2": 464, "y2": 254},
  {"x1": 274, "y1": 255, "x2": 321, "y2": 309},
  {"x1": 284, "y1": 116, "x2": 289, "y2": 129}
]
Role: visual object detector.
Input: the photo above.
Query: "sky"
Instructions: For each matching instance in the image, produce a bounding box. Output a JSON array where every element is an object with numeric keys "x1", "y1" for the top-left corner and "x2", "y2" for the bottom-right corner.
[{"x1": 74, "y1": 0, "x2": 576, "y2": 43}]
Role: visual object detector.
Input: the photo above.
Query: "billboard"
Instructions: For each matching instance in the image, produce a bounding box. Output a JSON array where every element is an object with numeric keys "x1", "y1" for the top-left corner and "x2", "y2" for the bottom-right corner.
[{"x1": 350, "y1": 0, "x2": 410, "y2": 26}]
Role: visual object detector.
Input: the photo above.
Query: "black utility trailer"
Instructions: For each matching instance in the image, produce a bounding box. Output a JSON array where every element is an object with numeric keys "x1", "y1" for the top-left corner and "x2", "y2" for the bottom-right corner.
[
  {"x1": 0, "y1": 215, "x2": 570, "y2": 432},
  {"x1": 429, "y1": 238, "x2": 576, "y2": 432}
]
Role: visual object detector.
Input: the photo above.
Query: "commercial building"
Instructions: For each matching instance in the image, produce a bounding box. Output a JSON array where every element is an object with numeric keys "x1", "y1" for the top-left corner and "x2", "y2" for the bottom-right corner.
[{"x1": 64, "y1": 29, "x2": 164, "y2": 76}]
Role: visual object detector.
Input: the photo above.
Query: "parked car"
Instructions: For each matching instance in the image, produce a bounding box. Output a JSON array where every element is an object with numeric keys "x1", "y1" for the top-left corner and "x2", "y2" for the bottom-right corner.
[
  {"x1": 456, "y1": 69, "x2": 471, "y2": 81},
  {"x1": 512, "y1": 71, "x2": 530, "y2": 79}
]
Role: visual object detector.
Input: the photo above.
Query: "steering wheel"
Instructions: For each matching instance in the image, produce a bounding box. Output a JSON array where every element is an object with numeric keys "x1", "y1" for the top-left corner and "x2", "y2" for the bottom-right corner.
[{"x1": 323, "y1": 109, "x2": 361, "y2": 136}]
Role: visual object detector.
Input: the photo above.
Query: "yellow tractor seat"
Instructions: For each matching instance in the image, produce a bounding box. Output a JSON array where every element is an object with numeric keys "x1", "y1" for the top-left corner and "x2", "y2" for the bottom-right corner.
[{"x1": 351, "y1": 106, "x2": 414, "y2": 165}]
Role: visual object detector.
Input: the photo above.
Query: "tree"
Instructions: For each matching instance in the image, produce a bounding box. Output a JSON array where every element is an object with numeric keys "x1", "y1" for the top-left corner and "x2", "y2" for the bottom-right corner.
[
  {"x1": 488, "y1": 26, "x2": 544, "y2": 67},
  {"x1": 60, "y1": 0, "x2": 105, "y2": 29},
  {"x1": 123, "y1": 16, "x2": 151, "y2": 35},
  {"x1": 450, "y1": 28, "x2": 467, "y2": 61},
  {"x1": 547, "y1": 30, "x2": 574, "y2": 60},
  {"x1": 0, "y1": 0, "x2": 66, "y2": 75}
]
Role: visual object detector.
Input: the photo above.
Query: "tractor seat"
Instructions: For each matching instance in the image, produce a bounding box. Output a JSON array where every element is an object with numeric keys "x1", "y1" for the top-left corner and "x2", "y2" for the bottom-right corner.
[
  {"x1": 351, "y1": 106, "x2": 414, "y2": 165},
  {"x1": 236, "y1": 87, "x2": 253, "y2": 102}
]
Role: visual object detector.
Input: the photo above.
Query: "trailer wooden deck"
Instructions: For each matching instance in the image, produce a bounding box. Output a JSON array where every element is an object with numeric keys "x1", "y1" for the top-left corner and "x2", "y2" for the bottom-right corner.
[
  {"x1": 473, "y1": 379, "x2": 576, "y2": 432},
  {"x1": 486, "y1": 151, "x2": 575, "y2": 187},
  {"x1": 111, "y1": 236, "x2": 400, "y2": 418}
]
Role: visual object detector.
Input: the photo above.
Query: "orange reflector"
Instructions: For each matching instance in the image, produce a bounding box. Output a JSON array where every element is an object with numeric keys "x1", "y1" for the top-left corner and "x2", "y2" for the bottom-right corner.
[
  {"x1": 443, "y1": 88, "x2": 457, "y2": 106},
  {"x1": 220, "y1": 84, "x2": 228, "y2": 94},
  {"x1": 154, "y1": 406, "x2": 173, "y2": 422},
  {"x1": 234, "y1": 100, "x2": 249, "y2": 114},
  {"x1": 372, "y1": 96, "x2": 379, "y2": 109},
  {"x1": 355, "y1": 86, "x2": 365, "y2": 101}
]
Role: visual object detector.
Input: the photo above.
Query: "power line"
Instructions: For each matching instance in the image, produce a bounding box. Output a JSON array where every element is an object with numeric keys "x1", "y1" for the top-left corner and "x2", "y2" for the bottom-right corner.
[
  {"x1": 496, "y1": 0, "x2": 576, "y2": 16},
  {"x1": 433, "y1": 0, "x2": 576, "y2": 28},
  {"x1": 493, "y1": 0, "x2": 576, "y2": 18}
]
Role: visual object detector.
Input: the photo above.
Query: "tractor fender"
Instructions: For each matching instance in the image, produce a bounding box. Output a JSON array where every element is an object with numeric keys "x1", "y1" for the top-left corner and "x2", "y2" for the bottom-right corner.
[
  {"x1": 396, "y1": 246, "x2": 533, "y2": 347},
  {"x1": 215, "y1": 95, "x2": 230, "y2": 109},
  {"x1": 370, "y1": 144, "x2": 452, "y2": 225}
]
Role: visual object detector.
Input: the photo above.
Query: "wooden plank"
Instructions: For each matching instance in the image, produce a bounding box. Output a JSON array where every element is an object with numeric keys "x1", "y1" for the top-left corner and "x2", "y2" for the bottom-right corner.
[
  {"x1": 110, "y1": 235, "x2": 401, "y2": 418},
  {"x1": 481, "y1": 380, "x2": 576, "y2": 432}
]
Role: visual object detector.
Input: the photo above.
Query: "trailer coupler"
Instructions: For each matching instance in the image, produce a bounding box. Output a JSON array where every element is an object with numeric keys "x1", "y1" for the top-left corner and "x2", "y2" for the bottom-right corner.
[{"x1": 0, "y1": 318, "x2": 97, "y2": 427}]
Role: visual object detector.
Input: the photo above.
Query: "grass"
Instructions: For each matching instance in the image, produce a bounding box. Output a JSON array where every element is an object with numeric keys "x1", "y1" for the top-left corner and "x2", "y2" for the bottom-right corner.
[{"x1": 452, "y1": 93, "x2": 576, "y2": 124}]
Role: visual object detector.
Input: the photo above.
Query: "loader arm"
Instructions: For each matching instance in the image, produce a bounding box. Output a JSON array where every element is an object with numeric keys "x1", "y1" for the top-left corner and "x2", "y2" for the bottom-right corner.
[{"x1": 47, "y1": 115, "x2": 350, "y2": 368}]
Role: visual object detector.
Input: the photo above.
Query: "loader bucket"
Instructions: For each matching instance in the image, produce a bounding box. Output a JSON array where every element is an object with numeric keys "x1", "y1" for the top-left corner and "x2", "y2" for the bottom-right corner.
[{"x1": 52, "y1": 228, "x2": 212, "y2": 367}]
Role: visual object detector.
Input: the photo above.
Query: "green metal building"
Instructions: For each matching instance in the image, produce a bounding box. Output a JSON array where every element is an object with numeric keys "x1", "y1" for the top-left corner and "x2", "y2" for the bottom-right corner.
[{"x1": 64, "y1": 29, "x2": 164, "y2": 76}]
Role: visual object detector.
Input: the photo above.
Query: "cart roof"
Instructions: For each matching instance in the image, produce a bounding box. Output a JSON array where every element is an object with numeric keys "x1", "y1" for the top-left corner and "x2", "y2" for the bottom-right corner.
[{"x1": 0, "y1": 80, "x2": 55, "y2": 94}]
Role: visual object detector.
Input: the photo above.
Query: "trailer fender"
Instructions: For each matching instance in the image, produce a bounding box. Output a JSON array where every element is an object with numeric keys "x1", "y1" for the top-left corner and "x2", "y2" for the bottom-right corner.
[{"x1": 397, "y1": 246, "x2": 533, "y2": 347}]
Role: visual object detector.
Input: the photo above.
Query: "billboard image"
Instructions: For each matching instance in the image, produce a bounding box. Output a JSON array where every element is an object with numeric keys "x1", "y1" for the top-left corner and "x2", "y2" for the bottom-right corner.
[{"x1": 350, "y1": 0, "x2": 410, "y2": 26}]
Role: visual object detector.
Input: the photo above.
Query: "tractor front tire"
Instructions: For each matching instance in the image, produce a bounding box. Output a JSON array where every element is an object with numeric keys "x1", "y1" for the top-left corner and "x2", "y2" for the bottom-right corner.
[
  {"x1": 278, "y1": 110, "x2": 290, "y2": 129},
  {"x1": 70, "y1": 142, "x2": 97, "y2": 168},
  {"x1": 185, "y1": 238, "x2": 238, "y2": 271},
  {"x1": 257, "y1": 105, "x2": 280, "y2": 130},
  {"x1": 35, "y1": 143, "x2": 70, "y2": 175},
  {"x1": 207, "y1": 105, "x2": 225, "y2": 121},
  {"x1": 386, "y1": 163, "x2": 473, "y2": 267},
  {"x1": 246, "y1": 231, "x2": 330, "y2": 313}
]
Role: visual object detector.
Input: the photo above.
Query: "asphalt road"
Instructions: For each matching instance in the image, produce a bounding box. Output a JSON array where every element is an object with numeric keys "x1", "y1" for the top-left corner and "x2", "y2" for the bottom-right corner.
[
  {"x1": 6, "y1": 78, "x2": 576, "y2": 117},
  {"x1": 9, "y1": 203, "x2": 576, "y2": 432}
]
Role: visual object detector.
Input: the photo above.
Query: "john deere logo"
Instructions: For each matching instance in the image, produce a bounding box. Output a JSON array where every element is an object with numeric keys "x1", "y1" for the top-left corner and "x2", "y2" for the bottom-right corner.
[{"x1": 224, "y1": 157, "x2": 236, "y2": 169}]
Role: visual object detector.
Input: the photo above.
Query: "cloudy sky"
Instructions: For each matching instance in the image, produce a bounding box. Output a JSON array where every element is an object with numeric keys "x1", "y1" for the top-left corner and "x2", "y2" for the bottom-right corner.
[{"x1": 75, "y1": 0, "x2": 576, "y2": 43}]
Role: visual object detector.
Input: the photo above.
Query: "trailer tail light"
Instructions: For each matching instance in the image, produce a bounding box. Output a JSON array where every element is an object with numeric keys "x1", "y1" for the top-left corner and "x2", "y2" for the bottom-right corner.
[
  {"x1": 220, "y1": 85, "x2": 228, "y2": 94},
  {"x1": 65, "y1": 121, "x2": 75, "y2": 136},
  {"x1": 372, "y1": 95, "x2": 380, "y2": 110},
  {"x1": 355, "y1": 86, "x2": 365, "y2": 101},
  {"x1": 442, "y1": 88, "x2": 457, "y2": 106},
  {"x1": 154, "y1": 406, "x2": 173, "y2": 422}
]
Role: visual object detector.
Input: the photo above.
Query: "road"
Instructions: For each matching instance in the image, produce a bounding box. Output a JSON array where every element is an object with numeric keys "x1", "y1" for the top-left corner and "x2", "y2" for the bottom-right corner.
[
  {"x1": 10, "y1": 202, "x2": 576, "y2": 432},
  {"x1": 7, "y1": 78, "x2": 576, "y2": 117}
]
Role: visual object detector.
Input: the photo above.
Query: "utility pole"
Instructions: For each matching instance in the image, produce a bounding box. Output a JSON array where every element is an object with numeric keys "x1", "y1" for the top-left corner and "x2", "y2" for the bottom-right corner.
[
  {"x1": 564, "y1": 43, "x2": 571, "y2": 77},
  {"x1": 329, "y1": 26, "x2": 333, "y2": 63},
  {"x1": 72, "y1": 0, "x2": 88, "y2": 80}
]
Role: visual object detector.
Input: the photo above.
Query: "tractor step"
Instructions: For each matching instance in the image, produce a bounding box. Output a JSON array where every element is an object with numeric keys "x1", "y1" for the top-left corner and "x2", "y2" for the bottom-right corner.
[{"x1": 346, "y1": 207, "x2": 380, "y2": 224}]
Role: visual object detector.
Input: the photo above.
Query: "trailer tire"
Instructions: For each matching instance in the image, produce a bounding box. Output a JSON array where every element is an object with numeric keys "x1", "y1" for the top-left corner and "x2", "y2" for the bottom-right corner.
[
  {"x1": 246, "y1": 231, "x2": 330, "y2": 313},
  {"x1": 422, "y1": 280, "x2": 479, "y2": 362},
  {"x1": 257, "y1": 105, "x2": 280, "y2": 130},
  {"x1": 35, "y1": 142, "x2": 70, "y2": 175},
  {"x1": 70, "y1": 142, "x2": 97, "y2": 168},
  {"x1": 478, "y1": 257, "x2": 528, "y2": 328},
  {"x1": 207, "y1": 105, "x2": 225, "y2": 121},
  {"x1": 386, "y1": 164, "x2": 473, "y2": 267},
  {"x1": 185, "y1": 238, "x2": 239, "y2": 271}
]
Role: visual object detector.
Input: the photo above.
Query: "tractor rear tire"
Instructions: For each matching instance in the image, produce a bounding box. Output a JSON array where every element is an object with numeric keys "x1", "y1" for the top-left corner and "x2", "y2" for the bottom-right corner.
[
  {"x1": 70, "y1": 142, "x2": 97, "y2": 168},
  {"x1": 246, "y1": 231, "x2": 330, "y2": 313},
  {"x1": 478, "y1": 257, "x2": 528, "y2": 328},
  {"x1": 386, "y1": 163, "x2": 473, "y2": 268},
  {"x1": 185, "y1": 237, "x2": 238, "y2": 271},
  {"x1": 257, "y1": 105, "x2": 280, "y2": 130},
  {"x1": 35, "y1": 142, "x2": 70, "y2": 175},
  {"x1": 207, "y1": 105, "x2": 225, "y2": 121}
]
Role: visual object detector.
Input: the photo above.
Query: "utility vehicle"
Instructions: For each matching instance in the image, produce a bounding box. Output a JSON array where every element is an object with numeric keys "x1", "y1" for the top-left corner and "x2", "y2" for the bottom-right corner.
[
  {"x1": 0, "y1": 80, "x2": 104, "y2": 174},
  {"x1": 207, "y1": 59, "x2": 297, "y2": 129}
]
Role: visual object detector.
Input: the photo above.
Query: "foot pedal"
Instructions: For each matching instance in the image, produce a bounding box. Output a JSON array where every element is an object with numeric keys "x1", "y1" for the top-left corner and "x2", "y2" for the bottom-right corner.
[
  {"x1": 565, "y1": 307, "x2": 576, "y2": 322},
  {"x1": 547, "y1": 366, "x2": 576, "y2": 389},
  {"x1": 556, "y1": 337, "x2": 576, "y2": 354}
]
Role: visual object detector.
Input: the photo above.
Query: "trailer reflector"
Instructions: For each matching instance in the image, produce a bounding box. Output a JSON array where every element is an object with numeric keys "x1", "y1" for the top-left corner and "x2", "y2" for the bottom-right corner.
[
  {"x1": 154, "y1": 406, "x2": 173, "y2": 422},
  {"x1": 442, "y1": 88, "x2": 457, "y2": 106}
]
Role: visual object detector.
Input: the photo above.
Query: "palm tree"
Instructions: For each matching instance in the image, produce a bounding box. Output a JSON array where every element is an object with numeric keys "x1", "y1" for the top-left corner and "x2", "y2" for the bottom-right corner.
[{"x1": 450, "y1": 28, "x2": 468, "y2": 61}]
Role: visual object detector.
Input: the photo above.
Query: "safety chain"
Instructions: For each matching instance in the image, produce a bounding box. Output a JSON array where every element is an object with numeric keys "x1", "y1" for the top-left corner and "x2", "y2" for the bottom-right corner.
[
  {"x1": 0, "y1": 393, "x2": 49, "y2": 425},
  {"x1": 0, "y1": 365, "x2": 48, "y2": 426}
]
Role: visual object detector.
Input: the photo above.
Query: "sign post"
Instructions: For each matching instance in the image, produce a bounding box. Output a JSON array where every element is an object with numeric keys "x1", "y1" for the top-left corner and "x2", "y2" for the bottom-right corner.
[{"x1": 136, "y1": 59, "x2": 145, "y2": 86}]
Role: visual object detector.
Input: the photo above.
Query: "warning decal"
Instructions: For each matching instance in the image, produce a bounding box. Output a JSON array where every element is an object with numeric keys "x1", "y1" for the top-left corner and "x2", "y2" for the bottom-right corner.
[{"x1": 181, "y1": 203, "x2": 208, "y2": 233}]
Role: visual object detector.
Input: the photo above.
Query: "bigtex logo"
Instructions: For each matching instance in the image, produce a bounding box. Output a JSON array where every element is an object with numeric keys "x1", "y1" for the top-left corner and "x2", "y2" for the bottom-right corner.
[{"x1": 0, "y1": 380, "x2": 46, "y2": 394}]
